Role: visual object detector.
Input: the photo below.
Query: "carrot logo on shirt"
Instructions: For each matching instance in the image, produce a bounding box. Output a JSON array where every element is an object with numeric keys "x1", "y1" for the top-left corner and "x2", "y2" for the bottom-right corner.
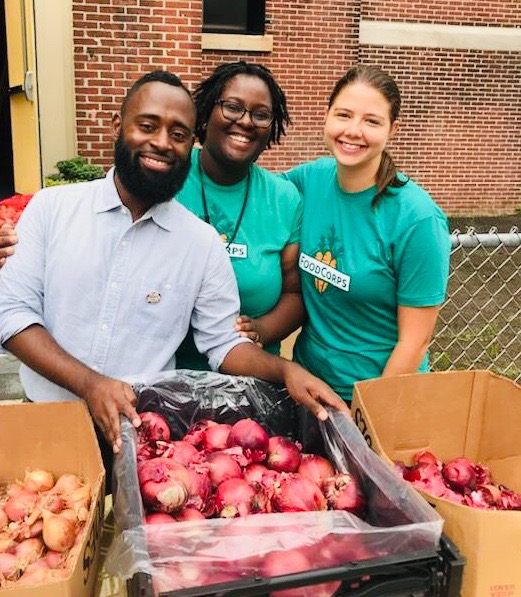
[{"x1": 312, "y1": 227, "x2": 344, "y2": 294}]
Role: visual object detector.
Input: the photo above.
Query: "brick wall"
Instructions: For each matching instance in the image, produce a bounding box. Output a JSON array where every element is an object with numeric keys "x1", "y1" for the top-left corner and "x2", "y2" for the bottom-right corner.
[
  {"x1": 363, "y1": 0, "x2": 520, "y2": 26},
  {"x1": 72, "y1": 0, "x2": 521, "y2": 215},
  {"x1": 73, "y1": 0, "x2": 204, "y2": 167}
]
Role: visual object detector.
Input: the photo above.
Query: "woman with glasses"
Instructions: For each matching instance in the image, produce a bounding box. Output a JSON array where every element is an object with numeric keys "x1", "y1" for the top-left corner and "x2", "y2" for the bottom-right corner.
[{"x1": 175, "y1": 61, "x2": 305, "y2": 370}]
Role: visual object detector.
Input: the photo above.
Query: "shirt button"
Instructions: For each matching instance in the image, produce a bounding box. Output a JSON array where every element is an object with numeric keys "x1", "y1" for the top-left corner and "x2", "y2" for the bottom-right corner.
[
  {"x1": 111, "y1": 282, "x2": 118, "y2": 290},
  {"x1": 101, "y1": 324, "x2": 108, "y2": 331},
  {"x1": 165, "y1": 284, "x2": 172, "y2": 290},
  {"x1": 121, "y1": 240, "x2": 128, "y2": 247}
]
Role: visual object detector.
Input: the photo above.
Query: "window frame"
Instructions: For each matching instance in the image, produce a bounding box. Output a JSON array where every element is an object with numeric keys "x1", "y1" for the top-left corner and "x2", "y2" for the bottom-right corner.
[{"x1": 202, "y1": 0, "x2": 266, "y2": 36}]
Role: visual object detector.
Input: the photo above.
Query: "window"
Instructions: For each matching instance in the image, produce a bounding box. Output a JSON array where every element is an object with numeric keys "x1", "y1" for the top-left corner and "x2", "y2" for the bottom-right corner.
[{"x1": 203, "y1": 0, "x2": 266, "y2": 35}]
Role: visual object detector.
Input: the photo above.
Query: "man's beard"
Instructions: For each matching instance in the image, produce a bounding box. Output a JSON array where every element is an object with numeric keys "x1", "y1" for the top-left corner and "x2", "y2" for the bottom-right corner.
[{"x1": 114, "y1": 134, "x2": 191, "y2": 206}]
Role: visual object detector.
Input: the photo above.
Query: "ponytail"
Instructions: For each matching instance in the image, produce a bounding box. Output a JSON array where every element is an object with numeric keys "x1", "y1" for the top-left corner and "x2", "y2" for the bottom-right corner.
[{"x1": 372, "y1": 150, "x2": 408, "y2": 208}]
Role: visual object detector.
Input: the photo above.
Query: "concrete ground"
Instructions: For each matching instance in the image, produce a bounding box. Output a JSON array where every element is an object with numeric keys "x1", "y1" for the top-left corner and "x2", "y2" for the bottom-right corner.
[{"x1": 0, "y1": 353, "x2": 23, "y2": 401}]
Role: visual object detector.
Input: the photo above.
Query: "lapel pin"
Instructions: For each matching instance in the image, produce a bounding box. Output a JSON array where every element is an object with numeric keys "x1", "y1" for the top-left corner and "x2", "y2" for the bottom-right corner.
[{"x1": 146, "y1": 291, "x2": 161, "y2": 304}]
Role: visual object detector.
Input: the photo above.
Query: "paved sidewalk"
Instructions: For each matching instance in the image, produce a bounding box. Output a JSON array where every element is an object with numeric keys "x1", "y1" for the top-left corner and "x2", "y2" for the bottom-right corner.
[{"x1": 0, "y1": 353, "x2": 24, "y2": 402}]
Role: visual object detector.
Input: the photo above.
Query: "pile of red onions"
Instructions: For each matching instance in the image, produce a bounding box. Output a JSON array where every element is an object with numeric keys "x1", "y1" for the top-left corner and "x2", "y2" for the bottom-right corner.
[
  {"x1": 0, "y1": 469, "x2": 92, "y2": 588},
  {"x1": 137, "y1": 412, "x2": 371, "y2": 595},
  {"x1": 395, "y1": 450, "x2": 521, "y2": 510},
  {"x1": 137, "y1": 412, "x2": 367, "y2": 521}
]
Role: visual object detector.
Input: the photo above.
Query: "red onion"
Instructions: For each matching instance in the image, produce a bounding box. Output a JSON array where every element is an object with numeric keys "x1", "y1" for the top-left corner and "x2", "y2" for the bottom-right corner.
[
  {"x1": 261, "y1": 548, "x2": 339, "y2": 597},
  {"x1": 140, "y1": 477, "x2": 188, "y2": 514},
  {"x1": 214, "y1": 478, "x2": 256, "y2": 518},
  {"x1": 322, "y1": 473, "x2": 366, "y2": 517},
  {"x1": 243, "y1": 463, "x2": 270, "y2": 486},
  {"x1": 271, "y1": 473, "x2": 327, "y2": 512},
  {"x1": 138, "y1": 458, "x2": 192, "y2": 488},
  {"x1": 266, "y1": 436, "x2": 302, "y2": 473},
  {"x1": 413, "y1": 450, "x2": 441, "y2": 469},
  {"x1": 23, "y1": 469, "x2": 55, "y2": 493},
  {"x1": 442, "y1": 457, "x2": 477, "y2": 491},
  {"x1": 183, "y1": 419, "x2": 217, "y2": 448},
  {"x1": 174, "y1": 507, "x2": 206, "y2": 521},
  {"x1": 319, "y1": 533, "x2": 373, "y2": 566},
  {"x1": 201, "y1": 423, "x2": 232, "y2": 453},
  {"x1": 138, "y1": 411, "x2": 171, "y2": 443},
  {"x1": 227, "y1": 418, "x2": 269, "y2": 463},
  {"x1": 220, "y1": 445, "x2": 252, "y2": 467},
  {"x1": 137, "y1": 443, "x2": 157, "y2": 462},
  {"x1": 261, "y1": 547, "x2": 309, "y2": 577},
  {"x1": 159, "y1": 441, "x2": 201, "y2": 466},
  {"x1": 184, "y1": 466, "x2": 213, "y2": 515},
  {"x1": 298, "y1": 454, "x2": 335, "y2": 487},
  {"x1": 403, "y1": 462, "x2": 441, "y2": 484},
  {"x1": 205, "y1": 452, "x2": 243, "y2": 487},
  {"x1": 145, "y1": 512, "x2": 176, "y2": 524},
  {"x1": 138, "y1": 458, "x2": 191, "y2": 514},
  {"x1": 260, "y1": 469, "x2": 281, "y2": 493},
  {"x1": 474, "y1": 462, "x2": 492, "y2": 486},
  {"x1": 498, "y1": 486, "x2": 521, "y2": 510}
]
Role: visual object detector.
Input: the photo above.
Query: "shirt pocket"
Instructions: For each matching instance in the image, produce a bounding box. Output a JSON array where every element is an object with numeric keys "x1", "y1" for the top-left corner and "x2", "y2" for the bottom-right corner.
[{"x1": 129, "y1": 279, "x2": 191, "y2": 340}]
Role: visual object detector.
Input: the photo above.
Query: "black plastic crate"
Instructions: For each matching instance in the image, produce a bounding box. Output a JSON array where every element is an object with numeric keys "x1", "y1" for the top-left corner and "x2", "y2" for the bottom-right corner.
[{"x1": 126, "y1": 534, "x2": 464, "y2": 597}]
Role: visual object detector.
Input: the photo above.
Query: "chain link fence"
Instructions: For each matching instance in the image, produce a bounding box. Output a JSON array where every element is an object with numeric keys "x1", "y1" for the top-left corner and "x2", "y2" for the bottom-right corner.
[{"x1": 430, "y1": 226, "x2": 521, "y2": 383}]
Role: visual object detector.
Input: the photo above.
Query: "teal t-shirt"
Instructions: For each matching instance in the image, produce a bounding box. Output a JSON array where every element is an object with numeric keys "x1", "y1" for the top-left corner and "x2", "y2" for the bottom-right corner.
[
  {"x1": 283, "y1": 157, "x2": 450, "y2": 401},
  {"x1": 175, "y1": 148, "x2": 303, "y2": 370}
]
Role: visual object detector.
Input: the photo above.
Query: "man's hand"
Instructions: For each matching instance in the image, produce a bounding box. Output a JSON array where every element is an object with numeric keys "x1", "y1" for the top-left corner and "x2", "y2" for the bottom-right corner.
[
  {"x1": 82, "y1": 375, "x2": 141, "y2": 454},
  {"x1": 0, "y1": 221, "x2": 17, "y2": 268},
  {"x1": 282, "y1": 361, "x2": 351, "y2": 421}
]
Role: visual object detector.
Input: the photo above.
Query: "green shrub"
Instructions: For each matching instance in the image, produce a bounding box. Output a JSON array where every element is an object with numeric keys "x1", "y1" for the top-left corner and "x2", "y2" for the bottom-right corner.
[{"x1": 44, "y1": 156, "x2": 105, "y2": 187}]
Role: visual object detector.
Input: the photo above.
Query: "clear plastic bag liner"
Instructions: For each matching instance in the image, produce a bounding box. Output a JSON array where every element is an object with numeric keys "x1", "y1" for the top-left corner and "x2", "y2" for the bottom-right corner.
[{"x1": 106, "y1": 370, "x2": 442, "y2": 589}]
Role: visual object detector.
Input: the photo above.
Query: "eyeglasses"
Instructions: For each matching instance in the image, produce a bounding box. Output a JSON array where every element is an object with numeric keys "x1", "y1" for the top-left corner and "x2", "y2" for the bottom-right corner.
[{"x1": 215, "y1": 100, "x2": 274, "y2": 128}]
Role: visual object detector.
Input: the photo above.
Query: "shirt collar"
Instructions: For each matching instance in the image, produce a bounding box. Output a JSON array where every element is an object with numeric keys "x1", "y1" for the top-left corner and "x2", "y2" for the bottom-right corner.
[
  {"x1": 95, "y1": 167, "x2": 178, "y2": 232},
  {"x1": 95, "y1": 167, "x2": 124, "y2": 213}
]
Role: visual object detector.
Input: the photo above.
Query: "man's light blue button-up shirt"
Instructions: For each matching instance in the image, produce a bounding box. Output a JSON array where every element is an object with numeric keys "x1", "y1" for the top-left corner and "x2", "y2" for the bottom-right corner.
[{"x1": 0, "y1": 169, "x2": 248, "y2": 402}]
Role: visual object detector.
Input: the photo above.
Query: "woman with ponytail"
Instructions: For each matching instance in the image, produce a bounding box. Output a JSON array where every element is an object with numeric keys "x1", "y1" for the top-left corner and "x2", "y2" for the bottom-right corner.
[{"x1": 275, "y1": 65, "x2": 450, "y2": 402}]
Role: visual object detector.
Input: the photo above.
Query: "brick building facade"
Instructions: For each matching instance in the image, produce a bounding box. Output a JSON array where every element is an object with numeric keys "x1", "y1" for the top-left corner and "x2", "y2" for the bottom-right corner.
[{"x1": 72, "y1": 1, "x2": 521, "y2": 215}]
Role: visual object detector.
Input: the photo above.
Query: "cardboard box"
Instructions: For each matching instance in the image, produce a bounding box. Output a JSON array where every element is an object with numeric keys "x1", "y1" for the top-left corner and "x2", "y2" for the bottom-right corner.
[
  {"x1": 352, "y1": 370, "x2": 521, "y2": 597},
  {"x1": 0, "y1": 401, "x2": 105, "y2": 596}
]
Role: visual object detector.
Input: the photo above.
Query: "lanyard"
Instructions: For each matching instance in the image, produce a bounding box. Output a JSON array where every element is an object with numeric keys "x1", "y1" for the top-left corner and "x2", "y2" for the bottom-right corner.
[{"x1": 199, "y1": 156, "x2": 251, "y2": 248}]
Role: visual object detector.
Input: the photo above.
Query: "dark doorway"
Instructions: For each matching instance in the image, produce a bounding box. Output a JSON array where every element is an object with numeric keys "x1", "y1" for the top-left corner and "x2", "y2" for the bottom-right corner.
[{"x1": 0, "y1": 0, "x2": 15, "y2": 200}]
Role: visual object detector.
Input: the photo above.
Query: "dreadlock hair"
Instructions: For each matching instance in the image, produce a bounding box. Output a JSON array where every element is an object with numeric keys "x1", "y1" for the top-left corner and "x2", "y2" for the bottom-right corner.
[
  {"x1": 193, "y1": 61, "x2": 291, "y2": 148},
  {"x1": 120, "y1": 70, "x2": 193, "y2": 117},
  {"x1": 328, "y1": 65, "x2": 408, "y2": 208}
]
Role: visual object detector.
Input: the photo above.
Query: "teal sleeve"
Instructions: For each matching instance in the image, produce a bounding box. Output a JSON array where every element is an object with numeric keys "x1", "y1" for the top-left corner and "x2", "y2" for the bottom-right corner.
[
  {"x1": 394, "y1": 215, "x2": 451, "y2": 306},
  {"x1": 280, "y1": 164, "x2": 306, "y2": 194},
  {"x1": 287, "y1": 191, "x2": 303, "y2": 245}
]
